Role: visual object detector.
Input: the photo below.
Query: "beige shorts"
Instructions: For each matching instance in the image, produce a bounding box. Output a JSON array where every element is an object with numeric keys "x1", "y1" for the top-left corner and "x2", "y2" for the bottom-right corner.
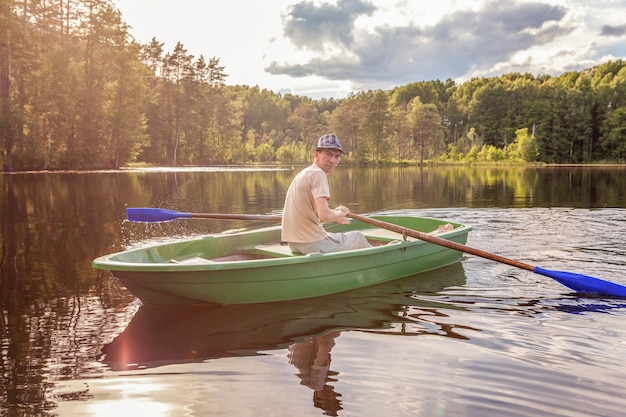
[{"x1": 288, "y1": 231, "x2": 371, "y2": 254}]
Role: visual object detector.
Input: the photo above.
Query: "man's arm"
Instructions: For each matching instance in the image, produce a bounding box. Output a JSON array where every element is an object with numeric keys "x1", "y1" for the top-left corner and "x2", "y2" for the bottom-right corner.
[{"x1": 315, "y1": 197, "x2": 350, "y2": 224}]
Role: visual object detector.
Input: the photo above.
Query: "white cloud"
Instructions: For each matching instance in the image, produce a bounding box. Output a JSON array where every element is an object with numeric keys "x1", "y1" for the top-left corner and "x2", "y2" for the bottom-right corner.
[{"x1": 114, "y1": 0, "x2": 626, "y2": 98}]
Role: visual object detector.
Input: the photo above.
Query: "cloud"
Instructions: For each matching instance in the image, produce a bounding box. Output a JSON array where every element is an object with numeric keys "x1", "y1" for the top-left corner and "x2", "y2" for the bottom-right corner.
[
  {"x1": 267, "y1": 0, "x2": 575, "y2": 88},
  {"x1": 282, "y1": 0, "x2": 377, "y2": 52},
  {"x1": 601, "y1": 24, "x2": 626, "y2": 37}
]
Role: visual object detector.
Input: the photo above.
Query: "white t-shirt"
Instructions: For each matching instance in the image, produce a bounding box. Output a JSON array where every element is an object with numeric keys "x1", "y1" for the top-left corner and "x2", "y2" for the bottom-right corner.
[{"x1": 281, "y1": 164, "x2": 330, "y2": 243}]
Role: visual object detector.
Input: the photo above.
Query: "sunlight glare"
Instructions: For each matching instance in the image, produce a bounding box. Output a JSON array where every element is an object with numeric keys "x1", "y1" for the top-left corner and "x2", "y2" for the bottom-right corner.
[
  {"x1": 84, "y1": 380, "x2": 172, "y2": 417},
  {"x1": 85, "y1": 398, "x2": 171, "y2": 417}
]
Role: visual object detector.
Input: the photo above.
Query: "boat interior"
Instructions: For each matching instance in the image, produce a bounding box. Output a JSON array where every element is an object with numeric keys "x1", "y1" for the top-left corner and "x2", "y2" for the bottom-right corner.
[{"x1": 177, "y1": 226, "x2": 438, "y2": 263}]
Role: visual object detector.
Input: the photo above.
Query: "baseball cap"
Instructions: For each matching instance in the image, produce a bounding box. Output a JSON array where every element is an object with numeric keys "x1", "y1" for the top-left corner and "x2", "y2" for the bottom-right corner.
[{"x1": 315, "y1": 134, "x2": 345, "y2": 153}]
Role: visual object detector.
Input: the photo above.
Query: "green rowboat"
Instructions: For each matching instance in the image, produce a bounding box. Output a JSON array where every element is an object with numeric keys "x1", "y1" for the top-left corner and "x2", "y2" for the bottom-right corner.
[
  {"x1": 101, "y1": 266, "x2": 466, "y2": 369},
  {"x1": 92, "y1": 215, "x2": 472, "y2": 304}
]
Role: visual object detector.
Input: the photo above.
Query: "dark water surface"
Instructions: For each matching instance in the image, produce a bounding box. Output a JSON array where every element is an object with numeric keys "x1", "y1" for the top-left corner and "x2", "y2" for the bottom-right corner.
[{"x1": 1, "y1": 166, "x2": 626, "y2": 416}]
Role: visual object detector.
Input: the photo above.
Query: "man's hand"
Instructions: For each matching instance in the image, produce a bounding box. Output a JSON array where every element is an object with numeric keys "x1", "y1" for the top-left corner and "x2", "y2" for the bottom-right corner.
[{"x1": 333, "y1": 206, "x2": 350, "y2": 224}]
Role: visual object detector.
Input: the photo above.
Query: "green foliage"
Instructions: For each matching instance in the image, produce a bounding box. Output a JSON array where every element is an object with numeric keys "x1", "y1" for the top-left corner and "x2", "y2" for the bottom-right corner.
[
  {"x1": 508, "y1": 128, "x2": 539, "y2": 162},
  {"x1": 478, "y1": 145, "x2": 507, "y2": 162},
  {"x1": 601, "y1": 107, "x2": 626, "y2": 162},
  {"x1": 276, "y1": 141, "x2": 309, "y2": 164},
  {"x1": 466, "y1": 145, "x2": 480, "y2": 162},
  {"x1": 253, "y1": 142, "x2": 276, "y2": 162},
  {"x1": 1, "y1": 0, "x2": 625, "y2": 170}
]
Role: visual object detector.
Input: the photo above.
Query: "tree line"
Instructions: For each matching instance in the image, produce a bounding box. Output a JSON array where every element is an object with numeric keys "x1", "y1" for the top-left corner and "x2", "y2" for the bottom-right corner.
[{"x1": 1, "y1": 0, "x2": 625, "y2": 171}]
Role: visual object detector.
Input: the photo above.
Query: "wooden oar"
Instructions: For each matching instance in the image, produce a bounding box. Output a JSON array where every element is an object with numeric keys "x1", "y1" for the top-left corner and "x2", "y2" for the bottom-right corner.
[
  {"x1": 348, "y1": 212, "x2": 626, "y2": 297},
  {"x1": 126, "y1": 208, "x2": 282, "y2": 223}
]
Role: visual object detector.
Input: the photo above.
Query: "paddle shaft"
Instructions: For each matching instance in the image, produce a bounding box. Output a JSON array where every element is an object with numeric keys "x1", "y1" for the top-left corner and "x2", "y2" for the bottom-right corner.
[
  {"x1": 348, "y1": 213, "x2": 535, "y2": 272},
  {"x1": 190, "y1": 213, "x2": 283, "y2": 222}
]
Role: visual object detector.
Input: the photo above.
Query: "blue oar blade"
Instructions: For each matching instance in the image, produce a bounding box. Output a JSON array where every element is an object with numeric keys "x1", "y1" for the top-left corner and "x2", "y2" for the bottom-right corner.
[
  {"x1": 534, "y1": 266, "x2": 626, "y2": 297},
  {"x1": 126, "y1": 208, "x2": 191, "y2": 223}
]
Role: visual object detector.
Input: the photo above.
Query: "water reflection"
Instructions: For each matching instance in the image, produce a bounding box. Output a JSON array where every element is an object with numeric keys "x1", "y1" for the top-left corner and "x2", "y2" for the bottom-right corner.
[
  {"x1": 101, "y1": 264, "x2": 467, "y2": 368},
  {"x1": 100, "y1": 265, "x2": 466, "y2": 414},
  {"x1": 288, "y1": 331, "x2": 342, "y2": 416},
  {"x1": 546, "y1": 297, "x2": 626, "y2": 315},
  {"x1": 2, "y1": 167, "x2": 626, "y2": 416}
]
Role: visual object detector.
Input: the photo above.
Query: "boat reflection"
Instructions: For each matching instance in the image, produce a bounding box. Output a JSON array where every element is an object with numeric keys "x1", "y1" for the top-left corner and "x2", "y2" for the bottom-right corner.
[{"x1": 101, "y1": 263, "x2": 467, "y2": 415}]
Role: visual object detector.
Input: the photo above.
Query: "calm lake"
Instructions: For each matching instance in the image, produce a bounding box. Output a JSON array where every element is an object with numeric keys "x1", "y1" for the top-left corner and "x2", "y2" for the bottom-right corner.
[{"x1": 1, "y1": 165, "x2": 626, "y2": 417}]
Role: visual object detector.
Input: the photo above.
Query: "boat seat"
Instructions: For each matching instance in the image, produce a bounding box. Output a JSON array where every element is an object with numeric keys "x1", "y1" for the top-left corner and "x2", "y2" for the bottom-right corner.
[
  {"x1": 362, "y1": 227, "x2": 417, "y2": 242},
  {"x1": 169, "y1": 256, "x2": 215, "y2": 264},
  {"x1": 249, "y1": 243, "x2": 302, "y2": 258}
]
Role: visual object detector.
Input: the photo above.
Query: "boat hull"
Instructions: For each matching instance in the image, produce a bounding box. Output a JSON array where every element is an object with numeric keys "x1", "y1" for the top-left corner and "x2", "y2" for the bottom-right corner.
[{"x1": 93, "y1": 215, "x2": 471, "y2": 304}]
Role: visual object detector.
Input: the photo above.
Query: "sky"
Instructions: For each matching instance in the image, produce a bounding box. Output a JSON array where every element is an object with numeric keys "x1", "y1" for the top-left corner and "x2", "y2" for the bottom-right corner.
[{"x1": 113, "y1": 0, "x2": 626, "y2": 99}]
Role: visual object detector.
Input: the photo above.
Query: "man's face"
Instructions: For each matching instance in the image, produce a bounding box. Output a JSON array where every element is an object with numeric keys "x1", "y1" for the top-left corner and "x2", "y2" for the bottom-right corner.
[{"x1": 315, "y1": 149, "x2": 343, "y2": 173}]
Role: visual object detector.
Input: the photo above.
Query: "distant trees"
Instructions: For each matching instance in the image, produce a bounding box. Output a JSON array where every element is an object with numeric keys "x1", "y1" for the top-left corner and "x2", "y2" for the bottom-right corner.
[
  {"x1": 1, "y1": 0, "x2": 625, "y2": 170},
  {"x1": 138, "y1": 39, "x2": 234, "y2": 165},
  {"x1": 1, "y1": 0, "x2": 149, "y2": 169}
]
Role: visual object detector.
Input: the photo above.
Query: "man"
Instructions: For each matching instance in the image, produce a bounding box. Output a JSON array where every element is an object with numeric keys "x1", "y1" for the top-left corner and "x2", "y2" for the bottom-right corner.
[{"x1": 281, "y1": 134, "x2": 372, "y2": 254}]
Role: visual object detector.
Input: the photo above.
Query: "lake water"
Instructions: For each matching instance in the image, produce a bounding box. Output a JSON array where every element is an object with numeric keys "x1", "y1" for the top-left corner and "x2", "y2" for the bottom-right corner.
[{"x1": 1, "y1": 165, "x2": 626, "y2": 416}]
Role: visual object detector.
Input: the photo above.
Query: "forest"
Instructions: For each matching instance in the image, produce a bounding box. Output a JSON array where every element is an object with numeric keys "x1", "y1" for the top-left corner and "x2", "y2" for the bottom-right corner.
[{"x1": 1, "y1": 0, "x2": 625, "y2": 171}]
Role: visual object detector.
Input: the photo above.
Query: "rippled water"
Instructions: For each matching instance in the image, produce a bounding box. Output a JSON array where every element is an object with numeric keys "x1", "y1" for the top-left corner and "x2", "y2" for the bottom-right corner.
[
  {"x1": 2, "y1": 167, "x2": 626, "y2": 416},
  {"x1": 53, "y1": 208, "x2": 626, "y2": 417}
]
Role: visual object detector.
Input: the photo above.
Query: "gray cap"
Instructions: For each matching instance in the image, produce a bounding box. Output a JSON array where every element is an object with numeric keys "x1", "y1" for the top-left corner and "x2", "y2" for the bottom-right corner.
[{"x1": 315, "y1": 134, "x2": 345, "y2": 153}]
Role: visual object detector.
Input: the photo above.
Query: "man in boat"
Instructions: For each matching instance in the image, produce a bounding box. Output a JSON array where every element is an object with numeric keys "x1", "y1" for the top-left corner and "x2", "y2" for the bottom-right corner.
[{"x1": 281, "y1": 134, "x2": 372, "y2": 254}]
